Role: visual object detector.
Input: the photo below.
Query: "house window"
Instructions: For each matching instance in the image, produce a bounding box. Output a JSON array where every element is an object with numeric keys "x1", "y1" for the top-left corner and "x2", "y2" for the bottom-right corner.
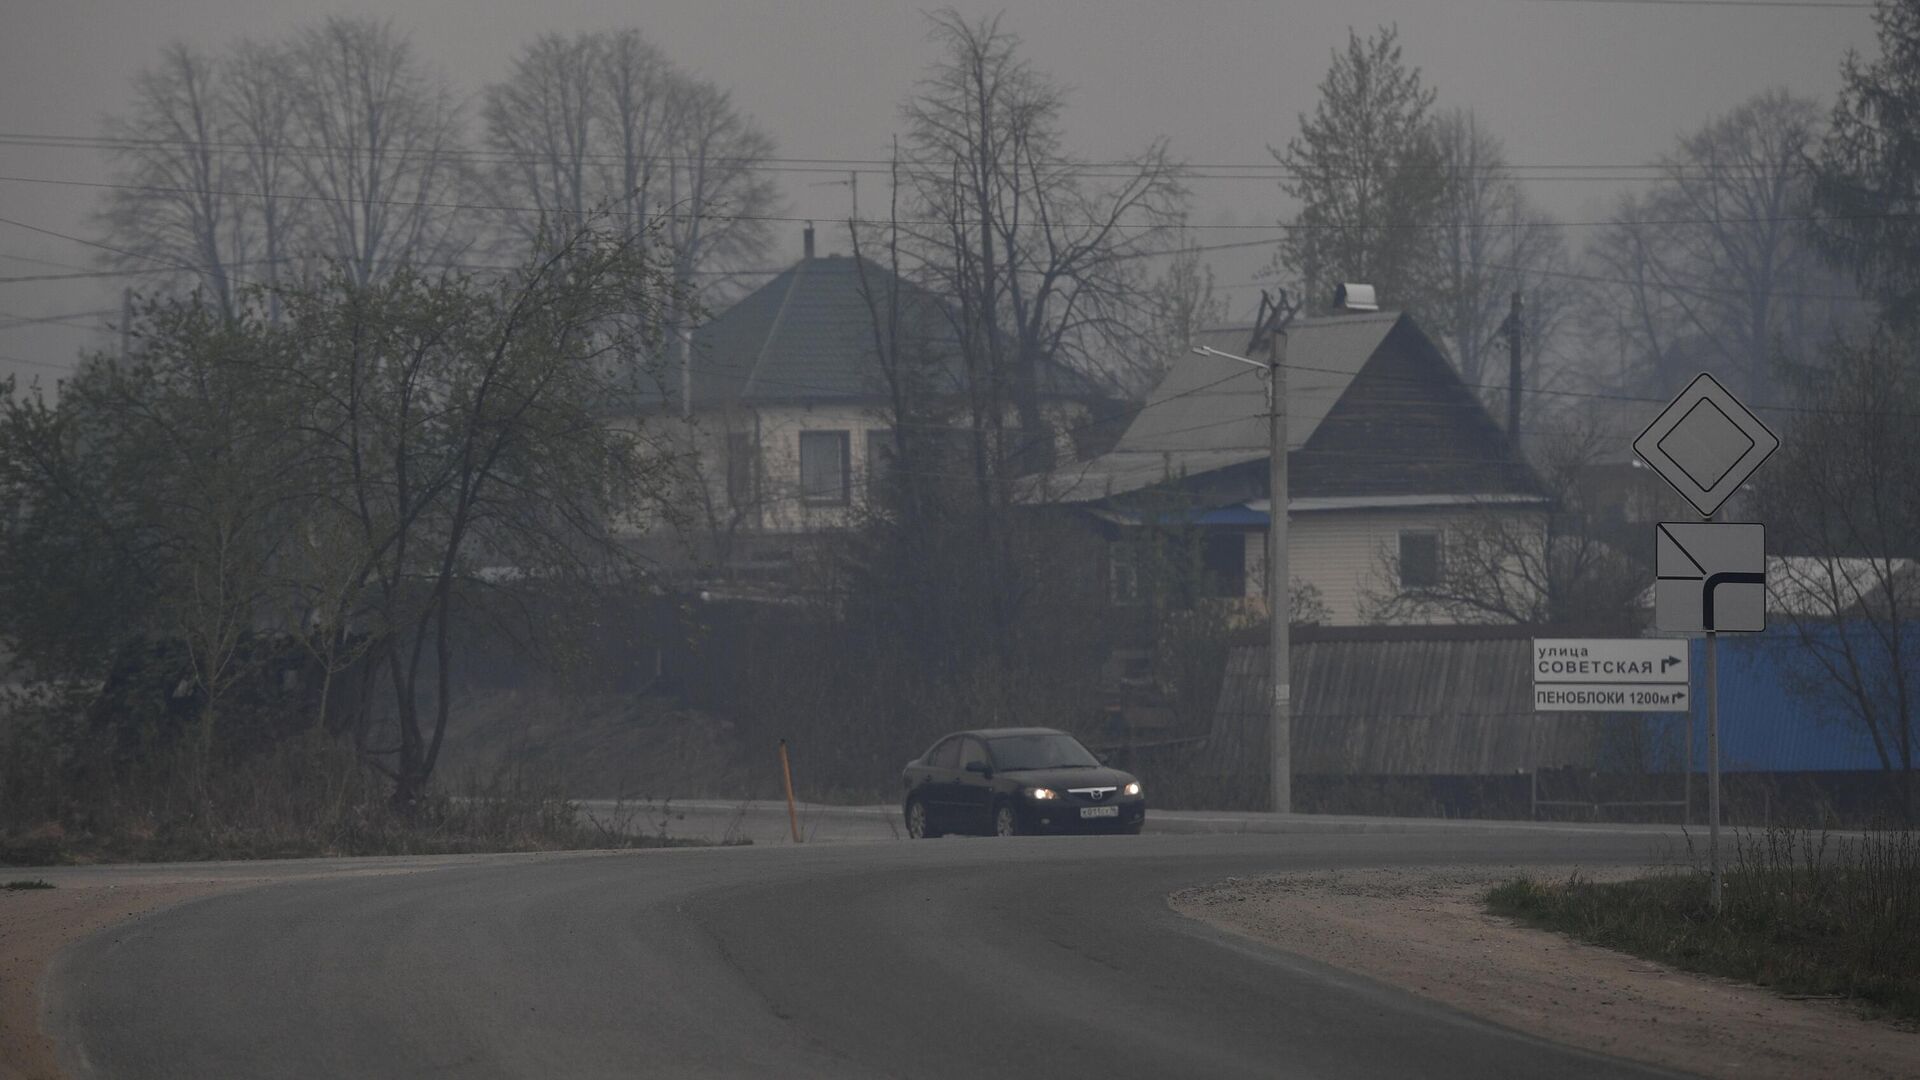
[
  {"x1": 866, "y1": 429, "x2": 895, "y2": 491},
  {"x1": 799, "y1": 430, "x2": 851, "y2": 506},
  {"x1": 1109, "y1": 542, "x2": 1142, "y2": 606},
  {"x1": 1399, "y1": 529, "x2": 1443, "y2": 590},
  {"x1": 726, "y1": 432, "x2": 755, "y2": 508},
  {"x1": 1201, "y1": 533, "x2": 1248, "y2": 598}
]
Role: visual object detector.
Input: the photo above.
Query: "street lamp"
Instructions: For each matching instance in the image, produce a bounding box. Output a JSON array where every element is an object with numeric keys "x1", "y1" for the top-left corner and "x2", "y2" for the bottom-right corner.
[{"x1": 1191, "y1": 326, "x2": 1291, "y2": 814}]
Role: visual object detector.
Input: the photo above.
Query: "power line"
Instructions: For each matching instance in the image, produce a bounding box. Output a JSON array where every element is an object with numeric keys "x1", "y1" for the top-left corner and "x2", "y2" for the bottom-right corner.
[
  {"x1": 0, "y1": 212, "x2": 225, "y2": 279},
  {"x1": 0, "y1": 306, "x2": 118, "y2": 332},
  {"x1": 0, "y1": 351, "x2": 78, "y2": 373},
  {"x1": 0, "y1": 130, "x2": 1840, "y2": 177},
  {"x1": 5, "y1": 173, "x2": 1913, "y2": 237},
  {"x1": 1521, "y1": 0, "x2": 1873, "y2": 8}
]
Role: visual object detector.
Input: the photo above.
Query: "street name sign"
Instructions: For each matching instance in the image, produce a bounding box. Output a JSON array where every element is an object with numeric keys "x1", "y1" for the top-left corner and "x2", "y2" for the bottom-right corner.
[
  {"x1": 1655, "y1": 522, "x2": 1765, "y2": 633},
  {"x1": 1532, "y1": 638, "x2": 1690, "y2": 712},
  {"x1": 1632, "y1": 372, "x2": 1779, "y2": 519}
]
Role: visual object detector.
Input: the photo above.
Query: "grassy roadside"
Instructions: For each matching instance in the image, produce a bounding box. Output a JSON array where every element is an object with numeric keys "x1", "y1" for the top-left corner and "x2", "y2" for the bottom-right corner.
[
  {"x1": 1, "y1": 732, "x2": 733, "y2": 866},
  {"x1": 1487, "y1": 825, "x2": 1920, "y2": 1025}
]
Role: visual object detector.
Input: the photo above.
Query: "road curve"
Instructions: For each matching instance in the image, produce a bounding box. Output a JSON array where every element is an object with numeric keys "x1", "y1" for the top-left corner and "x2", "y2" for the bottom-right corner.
[{"x1": 47, "y1": 830, "x2": 1695, "y2": 1079}]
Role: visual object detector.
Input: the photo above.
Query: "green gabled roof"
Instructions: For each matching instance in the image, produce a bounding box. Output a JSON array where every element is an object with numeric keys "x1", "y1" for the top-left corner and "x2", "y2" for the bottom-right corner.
[
  {"x1": 689, "y1": 255, "x2": 949, "y2": 406},
  {"x1": 686, "y1": 254, "x2": 1109, "y2": 409}
]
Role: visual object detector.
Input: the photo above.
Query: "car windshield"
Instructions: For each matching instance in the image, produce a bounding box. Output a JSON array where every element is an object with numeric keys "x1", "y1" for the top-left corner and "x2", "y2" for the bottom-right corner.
[{"x1": 987, "y1": 734, "x2": 1100, "y2": 772}]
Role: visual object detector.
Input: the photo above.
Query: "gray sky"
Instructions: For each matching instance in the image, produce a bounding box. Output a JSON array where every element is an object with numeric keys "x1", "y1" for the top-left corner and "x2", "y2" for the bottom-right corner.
[{"x1": 0, "y1": 0, "x2": 1878, "y2": 385}]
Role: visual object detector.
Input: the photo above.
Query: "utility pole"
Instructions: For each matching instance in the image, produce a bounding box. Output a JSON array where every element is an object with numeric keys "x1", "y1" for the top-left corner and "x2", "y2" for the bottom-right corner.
[
  {"x1": 1191, "y1": 292, "x2": 1295, "y2": 814},
  {"x1": 1266, "y1": 302, "x2": 1292, "y2": 815},
  {"x1": 120, "y1": 286, "x2": 132, "y2": 361},
  {"x1": 1506, "y1": 289, "x2": 1523, "y2": 438}
]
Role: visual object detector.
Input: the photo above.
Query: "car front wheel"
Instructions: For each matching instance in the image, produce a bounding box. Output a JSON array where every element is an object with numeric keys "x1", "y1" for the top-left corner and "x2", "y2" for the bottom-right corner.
[
  {"x1": 993, "y1": 802, "x2": 1022, "y2": 837},
  {"x1": 906, "y1": 798, "x2": 941, "y2": 839}
]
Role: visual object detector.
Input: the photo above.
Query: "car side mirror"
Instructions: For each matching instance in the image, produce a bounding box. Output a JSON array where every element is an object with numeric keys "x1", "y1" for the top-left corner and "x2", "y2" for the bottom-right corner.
[
  {"x1": 964, "y1": 760, "x2": 993, "y2": 777},
  {"x1": 1096, "y1": 752, "x2": 1111, "y2": 765}
]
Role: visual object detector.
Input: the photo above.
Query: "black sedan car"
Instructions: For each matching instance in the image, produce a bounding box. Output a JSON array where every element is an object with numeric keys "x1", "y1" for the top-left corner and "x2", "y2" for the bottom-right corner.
[{"x1": 901, "y1": 727, "x2": 1146, "y2": 838}]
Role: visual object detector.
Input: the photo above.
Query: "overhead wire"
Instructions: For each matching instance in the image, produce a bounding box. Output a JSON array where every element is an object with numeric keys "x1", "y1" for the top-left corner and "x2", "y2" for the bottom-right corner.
[
  {"x1": 3, "y1": 173, "x2": 1913, "y2": 236},
  {"x1": 0, "y1": 130, "x2": 1860, "y2": 178}
]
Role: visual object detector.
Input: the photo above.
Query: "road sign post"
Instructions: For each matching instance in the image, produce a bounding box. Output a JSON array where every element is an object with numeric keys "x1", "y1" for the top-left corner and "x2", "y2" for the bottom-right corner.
[{"x1": 1635, "y1": 372, "x2": 1778, "y2": 914}]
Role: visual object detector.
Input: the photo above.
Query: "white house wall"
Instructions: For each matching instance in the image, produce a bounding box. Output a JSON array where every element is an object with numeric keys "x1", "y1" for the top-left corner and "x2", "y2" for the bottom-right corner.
[
  {"x1": 624, "y1": 400, "x2": 1095, "y2": 539},
  {"x1": 1245, "y1": 507, "x2": 1548, "y2": 625}
]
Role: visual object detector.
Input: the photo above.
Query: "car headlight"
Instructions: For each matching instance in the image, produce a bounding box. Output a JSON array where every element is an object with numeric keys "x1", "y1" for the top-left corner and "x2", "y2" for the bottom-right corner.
[
  {"x1": 1027, "y1": 787, "x2": 1058, "y2": 800},
  {"x1": 1123, "y1": 781, "x2": 1143, "y2": 797}
]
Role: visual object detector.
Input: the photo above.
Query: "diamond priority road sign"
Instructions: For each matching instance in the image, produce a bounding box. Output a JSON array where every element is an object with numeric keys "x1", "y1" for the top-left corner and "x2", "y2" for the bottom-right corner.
[
  {"x1": 1632, "y1": 372, "x2": 1779, "y2": 519},
  {"x1": 1655, "y1": 521, "x2": 1766, "y2": 633},
  {"x1": 1532, "y1": 638, "x2": 1691, "y2": 712}
]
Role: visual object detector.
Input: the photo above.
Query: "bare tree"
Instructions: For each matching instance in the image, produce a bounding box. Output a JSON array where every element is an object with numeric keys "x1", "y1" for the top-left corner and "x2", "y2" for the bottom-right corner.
[
  {"x1": 482, "y1": 29, "x2": 778, "y2": 409},
  {"x1": 1429, "y1": 109, "x2": 1578, "y2": 409},
  {"x1": 482, "y1": 33, "x2": 605, "y2": 244},
  {"x1": 224, "y1": 38, "x2": 305, "y2": 321},
  {"x1": 655, "y1": 76, "x2": 779, "y2": 297},
  {"x1": 287, "y1": 16, "x2": 468, "y2": 286},
  {"x1": 1583, "y1": 89, "x2": 1856, "y2": 400},
  {"x1": 898, "y1": 9, "x2": 1185, "y2": 471},
  {"x1": 1363, "y1": 417, "x2": 1644, "y2": 628},
  {"x1": 96, "y1": 22, "x2": 459, "y2": 308},
  {"x1": 97, "y1": 45, "x2": 248, "y2": 314},
  {"x1": 482, "y1": 32, "x2": 778, "y2": 276},
  {"x1": 1757, "y1": 328, "x2": 1919, "y2": 820},
  {"x1": 1130, "y1": 231, "x2": 1230, "y2": 396}
]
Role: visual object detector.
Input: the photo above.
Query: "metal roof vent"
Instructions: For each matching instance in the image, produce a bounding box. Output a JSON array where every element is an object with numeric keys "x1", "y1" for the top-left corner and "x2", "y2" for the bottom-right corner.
[{"x1": 1333, "y1": 283, "x2": 1378, "y2": 312}]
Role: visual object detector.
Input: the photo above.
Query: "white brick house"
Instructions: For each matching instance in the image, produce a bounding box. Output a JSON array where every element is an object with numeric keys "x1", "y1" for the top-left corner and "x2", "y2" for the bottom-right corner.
[{"x1": 654, "y1": 231, "x2": 1108, "y2": 576}]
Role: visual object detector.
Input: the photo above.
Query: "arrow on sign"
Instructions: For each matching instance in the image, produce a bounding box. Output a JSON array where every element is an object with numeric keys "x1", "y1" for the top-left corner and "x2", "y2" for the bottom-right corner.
[
  {"x1": 1703, "y1": 571, "x2": 1766, "y2": 631},
  {"x1": 1662, "y1": 656, "x2": 1681, "y2": 673}
]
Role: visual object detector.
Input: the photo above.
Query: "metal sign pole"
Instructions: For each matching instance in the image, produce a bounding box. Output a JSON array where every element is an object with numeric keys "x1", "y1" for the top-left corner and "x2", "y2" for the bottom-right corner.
[
  {"x1": 1707, "y1": 630, "x2": 1721, "y2": 912},
  {"x1": 1684, "y1": 695, "x2": 1693, "y2": 828}
]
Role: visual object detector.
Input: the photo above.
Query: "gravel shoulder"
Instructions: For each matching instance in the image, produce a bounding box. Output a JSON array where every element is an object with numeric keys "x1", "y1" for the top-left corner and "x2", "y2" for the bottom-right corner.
[
  {"x1": 1170, "y1": 865, "x2": 1920, "y2": 1080},
  {"x1": 2, "y1": 877, "x2": 245, "y2": 1080}
]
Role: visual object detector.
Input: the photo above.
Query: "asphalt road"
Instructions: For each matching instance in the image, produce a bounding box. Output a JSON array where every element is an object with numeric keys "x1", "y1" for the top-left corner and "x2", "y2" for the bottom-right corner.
[
  {"x1": 579, "y1": 797, "x2": 1694, "y2": 846},
  {"x1": 43, "y1": 824, "x2": 1699, "y2": 1079}
]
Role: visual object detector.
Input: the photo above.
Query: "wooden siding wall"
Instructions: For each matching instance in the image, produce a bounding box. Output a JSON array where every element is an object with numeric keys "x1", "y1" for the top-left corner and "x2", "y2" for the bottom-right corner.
[
  {"x1": 1280, "y1": 509, "x2": 1546, "y2": 625},
  {"x1": 1205, "y1": 640, "x2": 1606, "y2": 776}
]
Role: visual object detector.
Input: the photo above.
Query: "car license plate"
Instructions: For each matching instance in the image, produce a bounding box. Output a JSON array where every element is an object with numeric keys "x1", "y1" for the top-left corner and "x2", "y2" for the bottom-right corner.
[{"x1": 1080, "y1": 806, "x2": 1119, "y2": 819}]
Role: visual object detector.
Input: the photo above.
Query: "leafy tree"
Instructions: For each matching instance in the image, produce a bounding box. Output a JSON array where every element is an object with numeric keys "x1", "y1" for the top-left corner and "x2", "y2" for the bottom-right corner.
[
  {"x1": 0, "y1": 297, "x2": 323, "y2": 796},
  {"x1": 0, "y1": 220, "x2": 684, "y2": 810},
  {"x1": 1814, "y1": 0, "x2": 1920, "y2": 327},
  {"x1": 1271, "y1": 25, "x2": 1445, "y2": 314}
]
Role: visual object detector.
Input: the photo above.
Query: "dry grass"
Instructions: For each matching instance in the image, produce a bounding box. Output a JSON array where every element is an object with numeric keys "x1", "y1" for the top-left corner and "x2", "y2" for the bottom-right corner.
[{"x1": 1488, "y1": 823, "x2": 1920, "y2": 1024}]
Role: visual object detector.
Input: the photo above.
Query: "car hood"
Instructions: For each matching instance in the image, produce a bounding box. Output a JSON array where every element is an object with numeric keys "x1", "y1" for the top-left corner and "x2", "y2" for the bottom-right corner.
[{"x1": 999, "y1": 765, "x2": 1136, "y2": 791}]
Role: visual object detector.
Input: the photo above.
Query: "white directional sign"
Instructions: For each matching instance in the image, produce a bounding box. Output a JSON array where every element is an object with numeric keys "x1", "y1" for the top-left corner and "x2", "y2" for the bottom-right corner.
[
  {"x1": 1532, "y1": 638, "x2": 1690, "y2": 712},
  {"x1": 1633, "y1": 372, "x2": 1779, "y2": 519},
  {"x1": 1655, "y1": 522, "x2": 1766, "y2": 633}
]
